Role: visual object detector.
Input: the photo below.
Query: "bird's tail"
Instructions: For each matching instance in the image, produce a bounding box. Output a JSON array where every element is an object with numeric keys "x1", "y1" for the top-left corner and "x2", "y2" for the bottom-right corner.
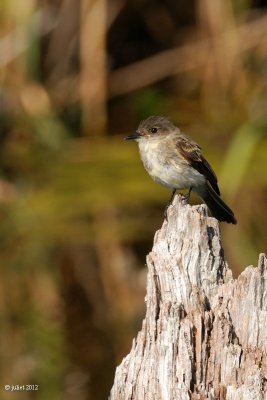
[{"x1": 201, "y1": 184, "x2": 237, "y2": 224}]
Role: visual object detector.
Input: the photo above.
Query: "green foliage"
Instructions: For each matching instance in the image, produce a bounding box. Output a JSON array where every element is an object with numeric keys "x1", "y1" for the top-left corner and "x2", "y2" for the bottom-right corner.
[
  {"x1": 220, "y1": 122, "x2": 266, "y2": 198},
  {"x1": 132, "y1": 89, "x2": 169, "y2": 119}
]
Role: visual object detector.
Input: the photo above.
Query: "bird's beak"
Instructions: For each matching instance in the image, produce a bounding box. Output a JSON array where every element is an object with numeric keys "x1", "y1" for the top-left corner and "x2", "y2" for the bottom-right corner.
[{"x1": 124, "y1": 131, "x2": 141, "y2": 140}]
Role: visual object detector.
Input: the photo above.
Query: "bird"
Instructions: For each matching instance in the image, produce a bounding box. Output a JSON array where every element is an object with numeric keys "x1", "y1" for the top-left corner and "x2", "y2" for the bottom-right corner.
[{"x1": 125, "y1": 116, "x2": 237, "y2": 224}]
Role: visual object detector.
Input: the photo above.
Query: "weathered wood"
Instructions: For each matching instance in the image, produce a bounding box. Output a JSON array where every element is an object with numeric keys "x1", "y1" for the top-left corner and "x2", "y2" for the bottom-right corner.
[{"x1": 110, "y1": 195, "x2": 267, "y2": 400}]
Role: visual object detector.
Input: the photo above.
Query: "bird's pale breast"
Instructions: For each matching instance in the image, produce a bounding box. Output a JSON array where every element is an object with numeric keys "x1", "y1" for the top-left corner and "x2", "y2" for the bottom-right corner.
[{"x1": 138, "y1": 138, "x2": 205, "y2": 190}]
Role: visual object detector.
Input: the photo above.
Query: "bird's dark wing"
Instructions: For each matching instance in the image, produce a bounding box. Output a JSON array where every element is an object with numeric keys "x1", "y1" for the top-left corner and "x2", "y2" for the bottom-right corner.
[{"x1": 176, "y1": 135, "x2": 220, "y2": 195}]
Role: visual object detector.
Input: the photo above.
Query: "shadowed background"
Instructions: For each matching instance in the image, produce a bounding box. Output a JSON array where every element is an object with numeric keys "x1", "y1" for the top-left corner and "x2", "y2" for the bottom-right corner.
[{"x1": 0, "y1": 0, "x2": 266, "y2": 399}]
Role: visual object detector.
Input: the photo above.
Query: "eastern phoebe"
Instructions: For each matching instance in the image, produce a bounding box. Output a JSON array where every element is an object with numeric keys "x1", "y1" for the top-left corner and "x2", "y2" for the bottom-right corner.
[{"x1": 125, "y1": 116, "x2": 237, "y2": 224}]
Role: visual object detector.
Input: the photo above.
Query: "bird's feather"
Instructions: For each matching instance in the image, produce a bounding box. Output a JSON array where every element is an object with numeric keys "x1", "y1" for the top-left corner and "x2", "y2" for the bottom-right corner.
[{"x1": 175, "y1": 135, "x2": 220, "y2": 195}]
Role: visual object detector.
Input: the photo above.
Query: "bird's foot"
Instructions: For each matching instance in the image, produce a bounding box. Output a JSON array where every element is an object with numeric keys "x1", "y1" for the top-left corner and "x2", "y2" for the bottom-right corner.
[
  {"x1": 183, "y1": 187, "x2": 192, "y2": 204},
  {"x1": 164, "y1": 189, "x2": 176, "y2": 220}
]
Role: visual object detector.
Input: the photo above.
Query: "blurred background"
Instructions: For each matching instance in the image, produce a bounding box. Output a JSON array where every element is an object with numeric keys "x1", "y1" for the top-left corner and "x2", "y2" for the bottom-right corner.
[{"x1": 0, "y1": 0, "x2": 266, "y2": 398}]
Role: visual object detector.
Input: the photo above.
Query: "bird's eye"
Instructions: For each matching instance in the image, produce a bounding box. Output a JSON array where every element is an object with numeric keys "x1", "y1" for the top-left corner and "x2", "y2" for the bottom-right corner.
[{"x1": 150, "y1": 127, "x2": 158, "y2": 134}]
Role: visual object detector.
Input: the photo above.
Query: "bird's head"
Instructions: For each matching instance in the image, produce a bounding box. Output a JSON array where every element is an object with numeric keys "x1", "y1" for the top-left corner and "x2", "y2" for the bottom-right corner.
[{"x1": 125, "y1": 116, "x2": 177, "y2": 141}]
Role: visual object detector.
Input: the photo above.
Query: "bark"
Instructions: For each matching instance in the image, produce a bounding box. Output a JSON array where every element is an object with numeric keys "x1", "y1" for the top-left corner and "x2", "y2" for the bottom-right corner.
[{"x1": 110, "y1": 195, "x2": 267, "y2": 400}]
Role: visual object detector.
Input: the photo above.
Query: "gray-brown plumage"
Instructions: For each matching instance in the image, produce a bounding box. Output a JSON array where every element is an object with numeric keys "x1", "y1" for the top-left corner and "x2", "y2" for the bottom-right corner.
[{"x1": 125, "y1": 116, "x2": 237, "y2": 224}]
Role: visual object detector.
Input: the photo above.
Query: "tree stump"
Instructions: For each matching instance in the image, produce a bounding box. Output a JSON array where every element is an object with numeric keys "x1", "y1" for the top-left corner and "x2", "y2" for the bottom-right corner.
[{"x1": 110, "y1": 195, "x2": 267, "y2": 400}]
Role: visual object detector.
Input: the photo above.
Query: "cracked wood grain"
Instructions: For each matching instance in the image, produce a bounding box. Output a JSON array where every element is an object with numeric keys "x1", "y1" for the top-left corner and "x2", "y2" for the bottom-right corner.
[{"x1": 110, "y1": 195, "x2": 267, "y2": 400}]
